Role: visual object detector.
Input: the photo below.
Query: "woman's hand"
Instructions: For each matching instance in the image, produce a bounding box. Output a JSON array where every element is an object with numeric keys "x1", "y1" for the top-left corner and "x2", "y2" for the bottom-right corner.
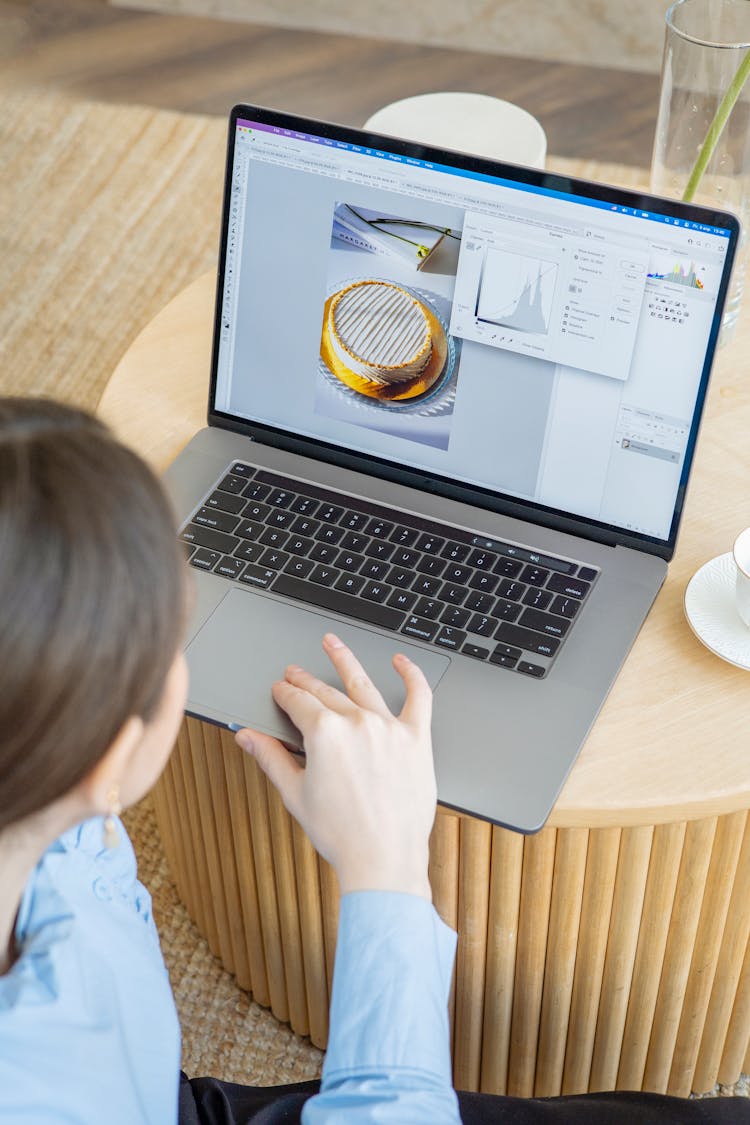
[{"x1": 234, "y1": 633, "x2": 435, "y2": 900}]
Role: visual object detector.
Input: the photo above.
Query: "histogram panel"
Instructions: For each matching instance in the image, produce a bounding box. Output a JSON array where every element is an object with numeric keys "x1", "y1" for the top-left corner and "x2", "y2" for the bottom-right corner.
[{"x1": 477, "y1": 247, "x2": 558, "y2": 334}]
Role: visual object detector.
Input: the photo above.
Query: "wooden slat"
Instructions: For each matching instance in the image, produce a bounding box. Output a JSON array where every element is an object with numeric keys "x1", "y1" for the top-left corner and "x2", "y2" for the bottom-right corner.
[
  {"x1": 479, "y1": 826, "x2": 525, "y2": 1094},
  {"x1": 453, "y1": 816, "x2": 492, "y2": 1092},
  {"x1": 174, "y1": 721, "x2": 219, "y2": 953},
  {"x1": 718, "y1": 928, "x2": 750, "y2": 1086},
  {"x1": 241, "y1": 752, "x2": 289, "y2": 1022},
  {"x1": 695, "y1": 814, "x2": 750, "y2": 1091},
  {"x1": 291, "y1": 818, "x2": 329, "y2": 1048},
  {"x1": 534, "y1": 828, "x2": 588, "y2": 1096},
  {"x1": 617, "y1": 821, "x2": 686, "y2": 1090},
  {"x1": 265, "y1": 779, "x2": 309, "y2": 1036},
  {"x1": 318, "y1": 857, "x2": 340, "y2": 999},
  {"x1": 219, "y1": 731, "x2": 270, "y2": 1007},
  {"x1": 642, "y1": 817, "x2": 717, "y2": 1093},
  {"x1": 589, "y1": 825, "x2": 653, "y2": 1092},
  {"x1": 668, "y1": 811, "x2": 747, "y2": 1096},
  {"x1": 561, "y1": 827, "x2": 621, "y2": 1094},
  {"x1": 429, "y1": 809, "x2": 460, "y2": 1036},
  {"x1": 507, "y1": 828, "x2": 557, "y2": 1097}
]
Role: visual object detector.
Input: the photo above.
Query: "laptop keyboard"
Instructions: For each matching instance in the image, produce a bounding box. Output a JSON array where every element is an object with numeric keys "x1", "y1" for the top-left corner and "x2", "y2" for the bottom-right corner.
[{"x1": 180, "y1": 462, "x2": 599, "y2": 680}]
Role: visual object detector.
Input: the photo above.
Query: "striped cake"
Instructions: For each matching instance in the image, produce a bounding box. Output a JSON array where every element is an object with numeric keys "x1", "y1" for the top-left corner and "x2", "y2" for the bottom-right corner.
[{"x1": 328, "y1": 280, "x2": 432, "y2": 385}]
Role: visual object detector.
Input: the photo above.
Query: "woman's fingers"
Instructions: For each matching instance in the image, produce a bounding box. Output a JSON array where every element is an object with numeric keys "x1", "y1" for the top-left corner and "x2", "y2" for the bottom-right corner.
[
  {"x1": 234, "y1": 727, "x2": 304, "y2": 815},
  {"x1": 321, "y1": 633, "x2": 390, "y2": 715},
  {"x1": 395, "y1": 652, "x2": 433, "y2": 729}
]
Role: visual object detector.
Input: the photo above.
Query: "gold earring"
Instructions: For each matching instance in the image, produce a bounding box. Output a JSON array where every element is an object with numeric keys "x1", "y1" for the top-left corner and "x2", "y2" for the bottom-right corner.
[{"x1": 103, "y1": 784, "x2": 122, "y2": 849}]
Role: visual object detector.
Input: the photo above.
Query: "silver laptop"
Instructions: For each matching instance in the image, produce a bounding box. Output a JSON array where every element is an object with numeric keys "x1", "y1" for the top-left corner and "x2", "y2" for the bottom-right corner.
[{"x1": 165, "y1": 104, "x2": 738, "y2": 833}]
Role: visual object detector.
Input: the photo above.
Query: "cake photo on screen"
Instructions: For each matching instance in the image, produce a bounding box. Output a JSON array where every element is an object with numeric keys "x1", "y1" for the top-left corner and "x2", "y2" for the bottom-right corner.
[{"x1": 328, "y1": 280, "x2": 433, "y2": 386}]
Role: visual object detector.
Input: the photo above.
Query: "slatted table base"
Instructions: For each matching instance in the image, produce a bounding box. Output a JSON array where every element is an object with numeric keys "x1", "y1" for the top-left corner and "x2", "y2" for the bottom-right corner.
[{"x1": 152, "y1": 717, "x2": 750, "y2": 1096}]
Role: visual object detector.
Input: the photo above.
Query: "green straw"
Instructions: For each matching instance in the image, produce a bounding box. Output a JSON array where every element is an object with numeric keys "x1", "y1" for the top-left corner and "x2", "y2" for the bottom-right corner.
[{"x1": 682, "y1": 45, "x2": 750, "y2": 201}]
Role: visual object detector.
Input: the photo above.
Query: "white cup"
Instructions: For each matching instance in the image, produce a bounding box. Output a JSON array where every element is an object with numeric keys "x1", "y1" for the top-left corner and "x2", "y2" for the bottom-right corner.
[
  {"x1": 363, "y1": 92, "x2": 547, "y2": 169},
  {"x1": 733, "y1": 527, "x2": 750, "y2": 627}
]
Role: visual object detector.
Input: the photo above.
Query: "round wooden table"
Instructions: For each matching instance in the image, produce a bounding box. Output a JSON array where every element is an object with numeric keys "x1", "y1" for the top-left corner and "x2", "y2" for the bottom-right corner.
[{"x1": 100, "y1": 160, "x2": 750, "y2": 1098}]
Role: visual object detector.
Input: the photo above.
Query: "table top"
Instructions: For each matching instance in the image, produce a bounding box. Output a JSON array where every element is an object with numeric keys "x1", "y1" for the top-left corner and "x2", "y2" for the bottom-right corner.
[{"x1": 99, "y1": 157, "x2": 750, "y2": 829}]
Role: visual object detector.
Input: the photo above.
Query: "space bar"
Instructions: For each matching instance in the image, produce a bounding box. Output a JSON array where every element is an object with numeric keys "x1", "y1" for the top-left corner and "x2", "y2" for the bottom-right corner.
[{"x1": 272, "y1": 574, "x2": 405, "y2": 632}]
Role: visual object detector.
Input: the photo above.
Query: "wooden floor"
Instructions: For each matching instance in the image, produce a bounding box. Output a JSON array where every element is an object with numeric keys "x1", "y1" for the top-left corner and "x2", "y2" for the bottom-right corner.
[{"x1": 1, "y1": 0, "x2": 659, "y2": 165}]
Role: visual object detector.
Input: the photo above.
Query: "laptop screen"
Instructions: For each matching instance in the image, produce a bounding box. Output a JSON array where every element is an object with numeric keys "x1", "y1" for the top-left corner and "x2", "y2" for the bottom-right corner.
[{"x1": 211, "y1": 108, "x2": 737, "y2": 555}]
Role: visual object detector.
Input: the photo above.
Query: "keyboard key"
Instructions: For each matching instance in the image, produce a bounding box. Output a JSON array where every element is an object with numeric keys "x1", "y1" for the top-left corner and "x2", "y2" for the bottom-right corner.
[
  {"x1": 335, "y1": 572, "x2": 365, "y2": 595},
  {"x1": 291, "y1": 515, "x2": 320, "y2": 537},
  {"x1": 190, "y1": 547, "x2": 222, "y2": 571},
  {"x1": 523, "y1": 587, "x2": 553, "y2": 611},
  {"x1": 440, "y1": 541, "x2": 470, "y2": 563},
  {"x1": 337, "y1": 550, "x2": 365, "y2": 572},
  {"x1": 290, "y1": 495, "x2": 319, "y2": 516},
  {"x1": 233, "y1": 541, "x2": 264, "y2": 564},
  {"x1": 341, "y1": 531, "x2": 368, "y2": 553},
  {"x1": 517, "y1": 661, "x2": 546, "y2": 678},
  {"x1": 259, "y1": 548, "x2": 289, "y2": 571},
  {"x1": 388, "y1": 589, "x2": 417, "y2": 612},
  {"x1": 315, "y1": 524, "x2": 345, "y2": 545},
  {"x1": 390, "y1": 525, "x2": 419, "y2": 547},
  {"x1": 465, "y1": 591, "x2": 495, "y2": 614},
  {"x1": 494, "y1": 598, "x2": 522, "y2": 622},
  {"x1": 267, "y1": 509, "x2": 295, "y2": 529},
  {"x1": 217, "y1": 473, "x2": 247, "y2": 495},
  {"x1": 236, "y1": 518, "x2": 265, "y2": 542},
  {"x1": 440, "y1": 605, "x2": 471, "y2": 629},
  {"x1": 439, "y1": 582, "x2": 466, "y2": 605},
  {"x1": 494, "y1": 556, "x2": 523, "y2": 578},
  {"x1": 578, "y1": 566, "x2": 598, "y2": 582},
  {"x1": 467, "y1": 549, "x2": 495, "y2": 570},
  {"x1": 547, "y1": 573, "x2": 591, "y2": 599},
  {"x1": 496, "y1": 579, "x2": 523, "y2": 601},
  {"x1": 468, "y1": 614, "x2": 497, "y2": 638},
  {"x1": 214, "y1": 555, "x2": 245, "y2": 580},
  {"x1": 317, "y1": 503, "x2": 345, "y2": 523},
  {"x1": 266, "y1": 488, "x2": 295, "y2": 508},
  {"x1": 360, "y1": 559, "x2": 390, "y2": 581},
  {"x1": 388, "y1": 567, "x2": 415, "y2": 589},
  {"x1": 489, "y1": 650, "x2": 518, "y2": 669},
  {"x1": 243, "y1": 480, "x2": 271, "y2": 501},
  {"x1": 182, "y1": 524, "x2": 240, "y2": 555},
  {"x1": 402, "y1": 615, "x2": 439, "y2": 642},
  {"x1": 550, "y1": 595, "x2": 581, "y2": 619},
  {"x1": 462, "y1": 643, "x2": 489, "y2": 660},
  {"x1": 417, "y1": 555, "x2": 447, "y2": 577},
  {"x1": 206, "y1": 490, "x2": 246, "y2": 515},
  {"x1": 243, "y1": 500, "x2": 271, "y2": 522},
  {"x1": 391, "y1": 547, "x2": 420, "y2": 568},
  {"x1": 340, "y1": 511, "x2": 370, "y2": 532},
  {"x1": 310, "y1": 565, "x2": 338, "y2": 587},
  {"x1": 229, "y1": 462, "x2": 255, "y2": 477},
  {"x1": 259, "y1": 527, "x2": 289, "y2": 549},
  {"x1": 285, "y1": 556, "x2": 315, "y2": 580},
  {"x1": 194, "y1": 506, "x2": 241, "y2": 534},
  {"x1": 361, "y1": 581, "x2": 390, "y2": 604},
  {"x1": 366, "y1": 518, "x2": 394, "y2": 539},
  {"x1": 273, "y1": 573, "x2": 405, "y2": 631},
  {"x1": 239, "y1": 565, "x2": 276, "y2": 589},
  {"x1": 519, "y1": 607, "x2": 571, "y2": 638},
  {"x1": 309, "y1": 542, "x2": 338, "y2": 564},
  {"x1": 415, "y1": 597, "x2": 442, "y2": 621},
  {"x1": 521, "y1": 565, "x2": 550, "y2": 587},
  {"x1": 287, "y1": 535, "x2": 314, "y2": 556},
  {"x1": 412, "y1": 575, "x2": 441, "y2": 597},
  {"x1": 469, "y1": 571, "x2": 499, "y2": 594},
  {"x1": 493, "y1": 643, "x2": 522, "y2": 660},
  {"x1": 444, "y1": 563, "x2": 472, "y2": 585},
  {"x1": 416, "y1": 533, "x2": 445, "y2": 555},
  {"x1": 365, "y1": 540, "x2": 395, "y2": 562},
  {"x1": 435, "y1": 626, "x2": 466, "y2": 651},
  {"x1": 495, "y1": 622, "x2": 561, "y2": 658}
]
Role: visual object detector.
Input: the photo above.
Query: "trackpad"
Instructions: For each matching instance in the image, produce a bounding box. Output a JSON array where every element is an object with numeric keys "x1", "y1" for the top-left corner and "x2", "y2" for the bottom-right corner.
[{"x1": 185, "y1": 588, "x2": 451, "y2": 746}]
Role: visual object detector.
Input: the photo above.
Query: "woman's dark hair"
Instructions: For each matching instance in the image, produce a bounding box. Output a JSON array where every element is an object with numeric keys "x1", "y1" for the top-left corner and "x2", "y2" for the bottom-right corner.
[{"x1": 0, "y1": 397, "x2": 186, "y2": 832}]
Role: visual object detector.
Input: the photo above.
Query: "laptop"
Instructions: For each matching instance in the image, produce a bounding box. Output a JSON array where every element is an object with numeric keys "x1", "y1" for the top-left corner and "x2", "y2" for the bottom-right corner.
[{"x1": 165, "y1": 103, "x2": 739, "y2": 833}]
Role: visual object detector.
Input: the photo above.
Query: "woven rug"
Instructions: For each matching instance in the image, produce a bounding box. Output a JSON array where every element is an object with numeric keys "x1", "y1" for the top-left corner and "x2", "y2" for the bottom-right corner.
[{"x1": 1, "y1": 82, "x2": 747, "y2": 1099}]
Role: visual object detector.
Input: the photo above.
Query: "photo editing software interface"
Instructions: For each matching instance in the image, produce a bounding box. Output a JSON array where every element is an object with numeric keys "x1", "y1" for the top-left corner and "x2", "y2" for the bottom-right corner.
[{"x1": 214, "y1": 117, "x2": 732, "y2": 543}]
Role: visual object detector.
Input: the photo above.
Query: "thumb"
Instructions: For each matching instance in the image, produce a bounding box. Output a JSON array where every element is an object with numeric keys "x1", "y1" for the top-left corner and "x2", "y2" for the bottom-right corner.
[{"x1": 235, "y1": 728, "x2": 303, "y2": 811}]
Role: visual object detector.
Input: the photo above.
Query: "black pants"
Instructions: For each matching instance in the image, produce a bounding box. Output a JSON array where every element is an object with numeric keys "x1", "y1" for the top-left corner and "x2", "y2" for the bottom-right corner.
[{"x1": 179, "y1": 1072, "x2": 750, "y2": 1124}]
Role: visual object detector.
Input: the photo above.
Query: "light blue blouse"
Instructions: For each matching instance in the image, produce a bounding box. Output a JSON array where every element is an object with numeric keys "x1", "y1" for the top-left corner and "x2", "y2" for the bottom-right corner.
[{"x1": 0, "y1": 819, "x2": 460, "y2": 1123}]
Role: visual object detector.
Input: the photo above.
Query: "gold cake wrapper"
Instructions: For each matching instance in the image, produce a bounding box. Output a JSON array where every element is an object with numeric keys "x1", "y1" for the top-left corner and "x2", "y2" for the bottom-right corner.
[{"x1": 319, "y1": 293, "x2": 449, "y2": 403}]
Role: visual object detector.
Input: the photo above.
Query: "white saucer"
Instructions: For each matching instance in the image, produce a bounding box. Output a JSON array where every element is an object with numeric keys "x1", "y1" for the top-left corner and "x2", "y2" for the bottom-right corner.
[{"x1": 684, "y1": 553, "x2": 750, "y2": 670}]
